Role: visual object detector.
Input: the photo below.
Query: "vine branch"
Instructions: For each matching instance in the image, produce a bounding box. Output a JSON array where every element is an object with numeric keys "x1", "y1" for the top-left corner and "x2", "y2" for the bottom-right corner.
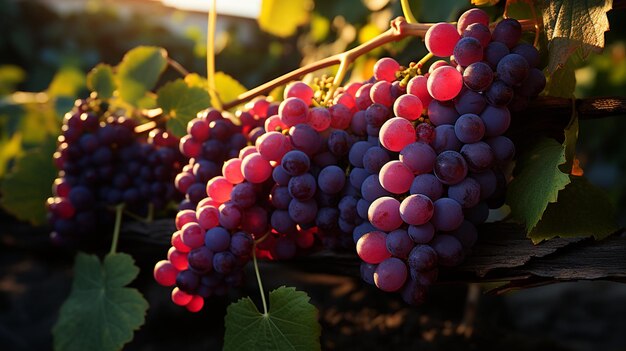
[{"x1": 221, "y1": 18, "x2": 537, "y2": 110}]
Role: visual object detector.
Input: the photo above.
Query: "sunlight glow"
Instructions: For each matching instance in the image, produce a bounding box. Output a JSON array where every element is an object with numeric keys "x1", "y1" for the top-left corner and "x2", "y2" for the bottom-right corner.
[{"x1": 161, "y1": 0, "x2": 262, "y2": 18}]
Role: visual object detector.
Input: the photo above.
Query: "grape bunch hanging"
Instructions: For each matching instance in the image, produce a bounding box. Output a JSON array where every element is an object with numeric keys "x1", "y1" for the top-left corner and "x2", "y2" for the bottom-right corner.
[
  {"x1": 47, "y1": 98, "x2": 185, "y2": 245},
  {"x1": 153, "y1": 8, "x2": 546, "y2": 310}
]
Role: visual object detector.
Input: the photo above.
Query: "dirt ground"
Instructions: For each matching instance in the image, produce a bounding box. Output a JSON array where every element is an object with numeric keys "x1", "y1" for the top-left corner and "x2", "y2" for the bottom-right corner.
[{"x1": 1, "y1": 213, "x2": 625, "y2": 351}]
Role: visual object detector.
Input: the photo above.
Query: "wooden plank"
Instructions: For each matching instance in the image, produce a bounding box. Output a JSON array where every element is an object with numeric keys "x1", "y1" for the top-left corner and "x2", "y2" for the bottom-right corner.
[{"x1": 122, "y1": 220, "x2": 626, "y2": 285}]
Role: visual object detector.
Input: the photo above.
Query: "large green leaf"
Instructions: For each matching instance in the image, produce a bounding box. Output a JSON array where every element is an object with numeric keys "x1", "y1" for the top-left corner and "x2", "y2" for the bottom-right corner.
[
  {"x1": 0, "y1": 65, "x2": 25, "y2": 96},
  {"x1": 0, "y1": 138, "x2": 57, "y2": 225},
  {"x1": 529, "y1": 176, "x2": 618, "y2": 243},
  {"x1": 87, "y1": 64, "x2": 115, "y2": 99},
  {"x1": 213, "y1": 72, "x2": 247, "y2": 109},
  {"x1": 224, "y1": 286, "x2": 321, "y2": 351},
  {"x1": 116, "y1": 46, "x2": 168, "y2": 106},
  {"x1": 544, "y1": 56, "x2": 576, "y2": 99},
  {"x1": 507, "y1": 138, "x2": 571, "y2": 233},
  {"x1": 541, "y1": 0, "x2": 612, "y2": 74},
  {"x1": 157, "y1": 79, "x2": 212, "y2": 137},
  {"x1": 0, "y1": 132, "x2": 22, "y2": 177},
  {"x1": 258, "y1": 0, "x2": 313, "y2": 38},
  {"x1": 53, "y1": 253, "x2": 148, "y2": 351},
  {"x1": 48, "y1": 67, "x2": 86, "y2": 98}
]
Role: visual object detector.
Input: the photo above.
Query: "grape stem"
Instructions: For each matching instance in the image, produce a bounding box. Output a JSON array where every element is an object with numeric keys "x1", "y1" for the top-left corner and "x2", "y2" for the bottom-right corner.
[
  {"x1": 400, "y1": 0, "x2": 418, "y2": 24},
  {"x1": 206, "y1": 0, "x2": 222, "y2": 111},
  {"x1": 166, "y1": 57, "x2": 190, "y2": 77},
  {"x1": 109, "y1": 203, "x2": 125, "y2": 255},
  {"x1": 252, "y1": 246, "x2": 269, "y2": 316},
  {"x1": 221, "y1": 17, "x2": 537, "y2": 110}
]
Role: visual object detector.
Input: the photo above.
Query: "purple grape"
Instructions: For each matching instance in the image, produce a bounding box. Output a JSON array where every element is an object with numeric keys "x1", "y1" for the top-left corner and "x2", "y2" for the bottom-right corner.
[
  {"x1": 485, "y1": 80, "x2": 514, "y2": 106},
  {"x1": 492, "y1": 18, "x2": 522, "y2": 49},
  {"x1": 408, "y1": 245, "x2": 438, "y2": 271},
  {"x1": 204, "y1": 227, "x2": 231, "y2": 252},
  {"x1": 485, "y1": 136, "x2": 515, "y2": 164},
  {"x1": 349, "y1": 141, "x2": 373, "y2": 167},
  {"x1": 455, "y1": 89, "x2": 487, "y2": 115},
  {"x1": 374, "y1": 257, "x2": 408, "y2": 292},
  {"x1": 433, "y1": 125, "x2": 462, "y2": 153},
  {"x1": 454, "y1": 113, "x2": 485, "y2": 144},
  {"x1": 288, "y1": 173, "x2": 317, "y2": 200},
  {"x1": 408, "y1": 223, "x2": 435, "y2": 244},
  {"x1": 399, "y1": 142, "x2": 437, "y2": 175},
  {"x1": 318, "y1": 165, "x2": 346, "y2": 194},
  {"x1": 497, "y1": 54, "x2": 529, "y2": 86},
  {"x1": 188, "y1": 247, "x2": 214, "y2": 274},
  {"x1": 363, "y1": 146, "x2": 390, "y2": 173},
  {"x1": 480, "y1": 105, "x2": 511, "y2": 137},
  {"x1": 453, "y1": 37, "x2": 483, "y2": 67},
  {"x1": 433, "y1": 150, "x2": 468, "y2": 185},
  {"x1": 409, "y1": 174, "x2": 443, "y2": 200},
  {"x1": 484, "y1": 42, "x2": 510, "y2": 69},
  {"x1": 428, "y1": 100, "x2": 459, "y2": 126},
  {"x1": 460, "y1": 142, "x2": 495, "y2": 172},
  {"x1": 511, "y1": 43, "x2": 540, "y2": 68},
  {"x1": 431, "y1": 198, "x2": 464, "y2": 231},
  {"x1": 430, "y1": 234, "x2": 465, "y2": 266},
  {"x1": 386, "y1": 229, "x2": 414, "y2": 259},
  {"x1": 176, "y1": 270, "x2": 200, "y2": 293},
  {"x1": 447, "y1": 177, "x2": 481, "y2": 208}
]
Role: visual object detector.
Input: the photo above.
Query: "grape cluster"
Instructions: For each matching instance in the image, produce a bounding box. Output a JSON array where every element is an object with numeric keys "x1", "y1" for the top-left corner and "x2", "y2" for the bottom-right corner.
[
  {"x1": 154, "y1": 9, "x2": 546, "y2": 310},
  {"x1": 47, "y1": 99, "x2": 185, "y2": 244},
  {"x1": 174, "y1": 98, "x2": 277, "y2": 210},
  {"x1": 353, "y1": 9, "x2": 544, "y2": 304}
]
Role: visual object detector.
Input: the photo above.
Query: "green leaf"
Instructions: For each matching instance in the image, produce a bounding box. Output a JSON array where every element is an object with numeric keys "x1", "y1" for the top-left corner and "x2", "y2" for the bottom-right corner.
[
  {"x1": 0, "y1": 138, "x2": 57, "y2": 225},
  {"x1": 116, "y1": 46, "x2": 168, "y2": 106},
  {"x1": 507, "y1": 138, "x2": 571, "y2": 233},
  {"x1": 0, "y1": 65, "x2": 25, "y2": 96},
  {"x1": 0, "y1": 132, "x2": 22, "y2": 177},
  {"x1": 561, "y1": 114, "x2": 579, "y2": 174},
  {"x1": 544, "y1": 55, "x2": 577, "y2": 98},
  {"x1": 224, "y1": 286, "x2": 321, "y2": 351},
  {"x1": 87, "y1": 64, "x2": 115, "y2": 99},
  {"x1": 157, "y1": 79, "x2": 212, "y2": 137},
  {"x1": 258, "y1": 0, "x2": 313, "y2": 38},
  {"x1": 48, "y1": 67, "x2": 86, "y2": 98},
  {"x1": 53, "y1": 252, "x2": 148, "y2": 351},
  {"x1": 541, "y1": 0, "x2": 612, "y2": 74},
  {"x1": 529, "y1": 176, "x2": 618, "y2": 243},
  {"x1": 213, "y1": 72, "x2": 247, "y2": 109}
]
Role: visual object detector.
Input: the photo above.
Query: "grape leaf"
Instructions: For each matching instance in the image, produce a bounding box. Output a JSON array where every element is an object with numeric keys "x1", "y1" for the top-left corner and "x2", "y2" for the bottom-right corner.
[
  {"x1": 258, "y1": 0, "x2": 313, "y2": 38},
  {"x1": 541, "y1": 0, "x2": 612, "y2": 74},
  {"x1": 0, "y1": 64, "x2": 25, "y2": 96},
  {"x1": 0, "y1": 132, "x2": 22, "y2": 177},
  {"x1": 53, "y1": 252, "x2": 148, "y2": 351},
  {"x1": 116, "y1": 46, "x2": 168, "y2": 106},
  {"x1": 87, "y1": 64, "x2": 115, "y2": 99},
  {"x1": 507, "y1": 137, "x2": 571, "y2": 234},
  {"x1": 157, "y1": 79, "x2": 212, "y2": 137},
  {"x1": 224, "y1": 286, "x2": 321, "y2": 351},
  {"x1": 544, "y1": 59, "x2": 576, "y2": 98},
  {"x1": 561, "y1": 114, "x2": 579, "y2": 174},
  {"x1": 0, "y1": 138, "x2": 56, "y2": 225},
  {"x1": 529, "y1": 176, "x2": 618, "y2": 243},
  {"x1": 213, "y1": 72, "x2": 247, "y2": 109},
  {"x1": 48, "y1": 67, "x2": 86, "y2": 98}
]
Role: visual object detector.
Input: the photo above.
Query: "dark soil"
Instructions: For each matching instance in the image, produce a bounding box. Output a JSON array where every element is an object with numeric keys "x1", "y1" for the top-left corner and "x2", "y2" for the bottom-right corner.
[{"x1": 1, "y1": 213, "x2": 625, "y2": 351}]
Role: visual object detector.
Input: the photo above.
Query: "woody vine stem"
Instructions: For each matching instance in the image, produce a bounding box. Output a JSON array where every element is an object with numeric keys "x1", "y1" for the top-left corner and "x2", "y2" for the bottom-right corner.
[{"x1": 221, "y1": 17, "x2": 538, "y2": 110}]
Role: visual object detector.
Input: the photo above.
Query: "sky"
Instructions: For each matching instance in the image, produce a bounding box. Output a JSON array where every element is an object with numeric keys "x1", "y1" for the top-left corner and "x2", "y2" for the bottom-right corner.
[{"x1": 161, "y1": 0, "x2": 262, "y2": 18}]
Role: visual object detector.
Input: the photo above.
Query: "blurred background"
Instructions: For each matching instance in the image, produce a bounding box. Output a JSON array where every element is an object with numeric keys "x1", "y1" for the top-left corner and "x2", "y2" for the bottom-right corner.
[{"x1": 0, "y1": 0, "x2": 625, "y2": 350}]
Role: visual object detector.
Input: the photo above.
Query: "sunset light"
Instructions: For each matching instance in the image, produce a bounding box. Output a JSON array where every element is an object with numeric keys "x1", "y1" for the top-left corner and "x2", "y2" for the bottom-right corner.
[{"x1": 161, "y1": 0, "x2": 261, "y2": 18}]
